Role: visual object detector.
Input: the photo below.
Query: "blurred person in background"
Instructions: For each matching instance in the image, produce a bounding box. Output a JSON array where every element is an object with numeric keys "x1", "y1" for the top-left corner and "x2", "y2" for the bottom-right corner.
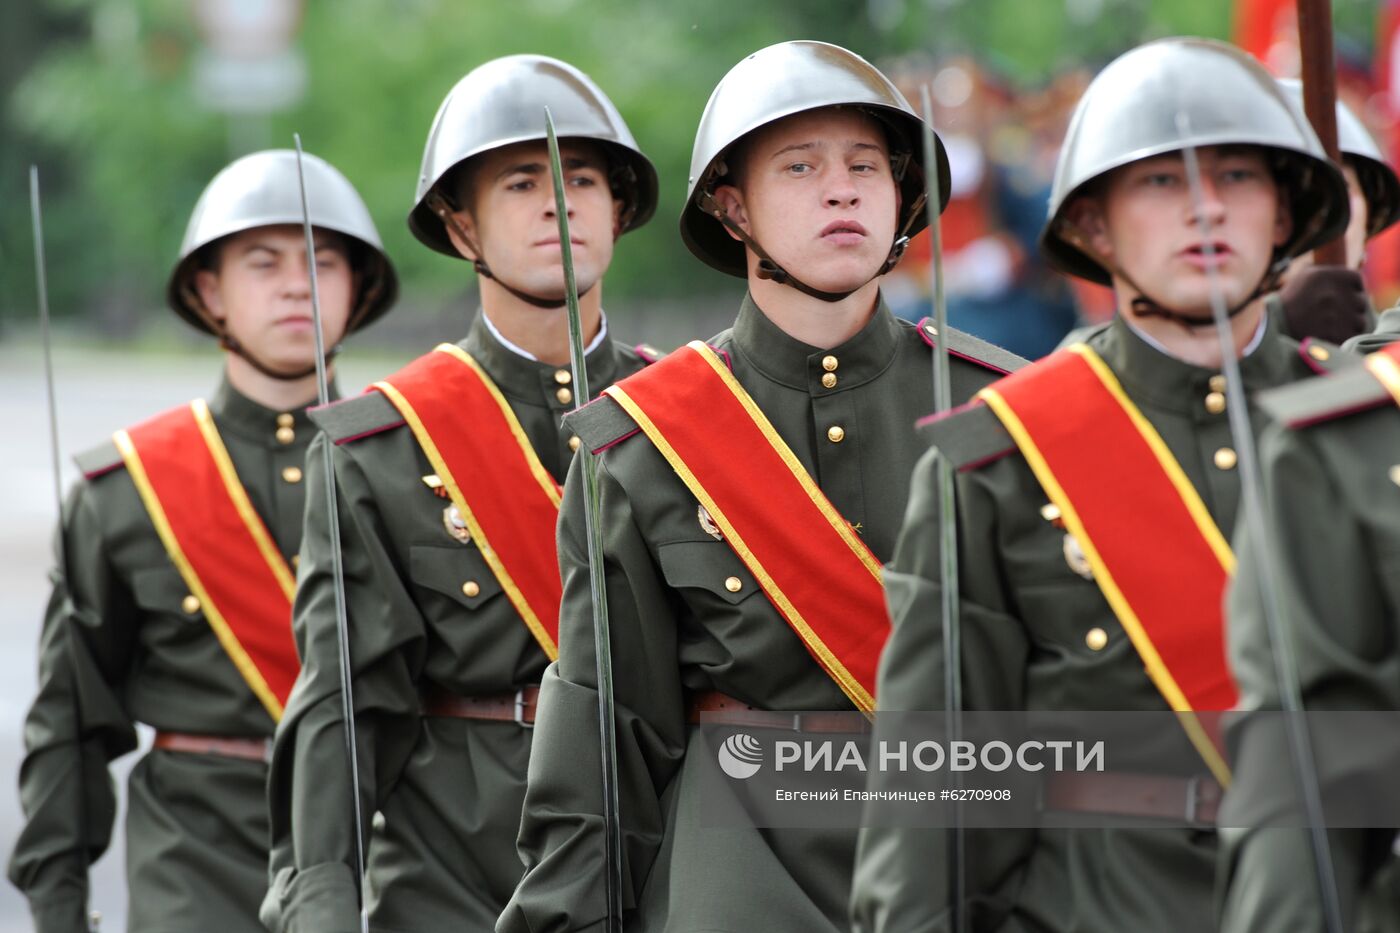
[
  {"x1": 882, "y1": 57, "x2": 1081, "y2": 360},
  {"x1": 6, "y1": 150, "x2": 396, "y2": 933},
  {"x1": 260, "y1": 56, "x2": 659, "y2": 933}
]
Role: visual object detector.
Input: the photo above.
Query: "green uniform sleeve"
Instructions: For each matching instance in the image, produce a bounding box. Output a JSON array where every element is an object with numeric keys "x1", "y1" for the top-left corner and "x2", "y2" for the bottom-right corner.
[
  {"x1": 851, "y1": 448, "x2": 1035, "y2": 933},
  {"x1": 263, "y1": 433, "x2": 422, "y2": 933},
  {"x1": 1220, "y1": 420, "x2": 1399, "y2": 933},
  {"x1": 8, "y1": 481, "x2": 138, "y2": 933},
  {"x1": 498, "y1": 453, "x2": 689, "y2": 933}
]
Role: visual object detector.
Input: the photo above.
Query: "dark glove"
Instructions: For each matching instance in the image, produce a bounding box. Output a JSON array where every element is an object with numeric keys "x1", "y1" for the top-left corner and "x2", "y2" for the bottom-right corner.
[{"x1": 1279, "y1": 265, "x2": 1372, "y2": 345}]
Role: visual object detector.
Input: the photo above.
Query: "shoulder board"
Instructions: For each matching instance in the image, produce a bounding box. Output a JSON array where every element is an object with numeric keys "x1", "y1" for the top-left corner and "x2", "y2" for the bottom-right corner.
[
  {"x1": 915, "y1": 401, "x2": 1016, "y2": 471},
  {"x1": 1257, "y1": 364, "x2": 1393, "y2": 429},
  {"x1": 309, "y1": 391, "x2": 405, "y2": 445},
  {"x1": 74, "y1": 439, "x2": 125, "y2": 481},
  {"x1": 562, "y1": 394, "x2": 639, "y2": 455},
  {"x1": 1056, "y1": 321, "x2": 1111, "y2": 351},
  {"x1": 1297, "y1": 337, "x2": 1356, "y2": 375},
  {"x1": 915, "y1": 318, "x2": 1028, "y2": 375}
]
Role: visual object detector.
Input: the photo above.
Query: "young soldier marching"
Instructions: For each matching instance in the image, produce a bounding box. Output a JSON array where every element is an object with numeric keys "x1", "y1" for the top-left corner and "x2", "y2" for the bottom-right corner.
[
  {"x1": 499, "y1": 40, "x2": 1024, "y2": 933},
  {"x1": 261, "y1": 56, "x2": 658, "y2": 932},
  {"x1": 851, "y1": 38, "x2": 1349, "y2": 932},
  {"x1": 7, "y1": 150, "x2": 396, "y2": 933},
  {"x1": 1270, "y1": 80, "x2": 1400, "y2": 348}
]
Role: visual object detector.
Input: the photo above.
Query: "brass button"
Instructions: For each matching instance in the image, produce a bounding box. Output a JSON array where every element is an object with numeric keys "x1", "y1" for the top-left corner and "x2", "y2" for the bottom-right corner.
[
  {"x1": 181, "y1": 594, "x2": 201, "y2": 615},
  {"x1": 1389, "y1": 465, "x2": 1400, "y2": 487},
  {"x1": 1204, "y1": 392, "x2": 1226, "y2": 415},
  {"x1": 1213, "y1": 447, "x2": 1237, "y2": 471},
  {"x1": 1208, "y1": 375, "x2": 1227, "y2": 393},
  {"x1": 1039, "y1": 503, "x2": 1061, "y2": 522},
  {"x1": 462, "y1": 581, "x2": 480, "y2": 598},
  {"x1": 568, "y1": 435, "x2": 581, "y2": 452},
  {"x1": 281, "y1": 466, "x2": 303, "y2": 484},
  {"x1": 1308, "y1": 344, "x2": 1331, "y2": 362},
  {"x1": 724, "y1": 576, "x2": 743, "y2": 593},
  {"x1": 292, "y1": 555, "x2": 300, "y2": 569},
  {"x1": 821, "y1": 372, "x2": 838, "y2": 389},
  {"x1": 827, "y1": 425, "x2": 845, "y2": 443},
  {"x1": 1085, "y1": 627, "x2": 1108, "y2": 651},
  {"x1": 275, "y1": 426, "x2": 296, "y2": 445},
  {"x1": 821, "y1": 355, "x2": 839, "y2": 372},
  {"x1": 556, "y1": 386, "x2": 573, "y2": 405},
  {"x1": 276, "y1": 413, "x2": 295, "y2": 428},
  {"x1": 923, "y1": 323, "x2": 939, "y2": 338},
  {"x1": 554, "y1": 369, "x2": 572, "y2": 385}
]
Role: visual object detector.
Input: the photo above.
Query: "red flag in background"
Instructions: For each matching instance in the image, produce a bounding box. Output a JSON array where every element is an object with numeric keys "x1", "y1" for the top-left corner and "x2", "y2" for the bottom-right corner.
[
  {"x1": 1369, "y1": 0, "x2": 1400, "y2": 307},
  {"x1": 1236, "y1": 0, "x2": 1299, "y2": 72}
]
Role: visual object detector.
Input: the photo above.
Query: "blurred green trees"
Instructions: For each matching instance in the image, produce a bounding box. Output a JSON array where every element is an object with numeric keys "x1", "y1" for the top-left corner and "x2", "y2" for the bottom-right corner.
[{"x1": 0, "y1": 0, "x2": 1380, "y2": 334}]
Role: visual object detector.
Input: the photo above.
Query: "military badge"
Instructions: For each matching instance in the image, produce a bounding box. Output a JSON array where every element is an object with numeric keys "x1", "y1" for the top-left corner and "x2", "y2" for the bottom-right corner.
[
  {"x1": 422, "y1": 474, "x2": 449, "y2": 499},
  {"x1": 443, "y1": 504, "x2": 472, "y2": 545},
  {"x1": 697, "y1": 503, "x2": 723, "y2": 541},
  {"x1": 1040, "y1": 501, "x2": 1094, "y2": 580},
  {"x1": 1061, "y1": 533, "x2": 1094, "y2": 580}
]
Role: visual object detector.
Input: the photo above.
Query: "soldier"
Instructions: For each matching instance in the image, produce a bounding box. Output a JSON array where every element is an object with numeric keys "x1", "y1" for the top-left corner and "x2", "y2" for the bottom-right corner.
[
  {"x1": 1216, "y1": 334, "x2": 1400, "y2": 930},
  {"x1": 851, "y1": 38, "x2": 1350, "y2": 932},
  {"x1": 7, "y1": 150, "x2": 396, "y2": 933},
  {"x1": 1271, "y1": 80, "x2": 1400, "y2": 348},
  {"x1": 499, "y1": 40, "x2": 1024, "y2": 933},
  {"x1": 260, "y1": 56, "x2": 658, "y2": 932}
]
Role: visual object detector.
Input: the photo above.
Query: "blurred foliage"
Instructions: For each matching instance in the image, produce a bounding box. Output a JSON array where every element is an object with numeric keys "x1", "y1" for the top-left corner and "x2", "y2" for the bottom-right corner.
[{"x1": 0, "y1": 0, "x2": 1387, "y2": 334}]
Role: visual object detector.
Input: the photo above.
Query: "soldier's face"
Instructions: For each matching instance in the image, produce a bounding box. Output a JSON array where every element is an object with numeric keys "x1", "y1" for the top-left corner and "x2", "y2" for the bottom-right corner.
[
  {"x1": 1073, "y1": 146, "x2": 1291, "y2": 314},
  {"x1": 445, "y1": 140, "x2": 621, "y2": 297},
  {"x1": 196, "y1": 225, "x2": 355, "y2": 369},
  {"x1": 714, "y1": 108, "x2": 900, "y2": 294}
]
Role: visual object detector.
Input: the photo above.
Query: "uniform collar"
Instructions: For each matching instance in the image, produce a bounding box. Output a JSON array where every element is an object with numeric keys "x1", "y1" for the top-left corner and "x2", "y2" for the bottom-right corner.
[
  {"x1": 1097, "y1": 313, "x2": 1297, "y2": 413},
  {"x1": 730, "y1": 292, "x2": 901, "y2": 391},
  {"x1": 463, "y1": 309, "x2": 623, "y2": 403},
  {"x1": 208, "y1": 376, "x2": 335, "y2": 445}
]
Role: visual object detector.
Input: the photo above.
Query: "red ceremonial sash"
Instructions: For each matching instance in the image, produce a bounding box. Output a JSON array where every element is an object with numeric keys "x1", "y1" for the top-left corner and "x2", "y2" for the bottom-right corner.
[
  {"x1": 604, "y1": 341, "x2": 887, "y2": 712},
  {"x1": 373, "y1": 345, "x2": 562, "y2": 659},
  {"x1": 114, "y1": 401, "x2": 298, "y2": 721},
  {"x1": 979, "y1": 344, "x2": 1236, "y2": 784}
]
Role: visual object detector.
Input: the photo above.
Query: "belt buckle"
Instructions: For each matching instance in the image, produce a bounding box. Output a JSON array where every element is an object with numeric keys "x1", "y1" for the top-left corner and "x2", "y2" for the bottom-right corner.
[
  {"x1": 514, "y1": 688, "x2": 534, "y2": 729},
  {"x1": 1184, "y1": 775, "x2": 1201, "y2": 827},
  {"x1": 790, "y1": 712, "x2": 805, "y2": 732}
]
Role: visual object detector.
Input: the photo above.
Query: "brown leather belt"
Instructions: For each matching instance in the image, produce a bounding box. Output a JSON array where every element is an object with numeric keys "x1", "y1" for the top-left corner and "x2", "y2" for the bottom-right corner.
[
  {"x1": 1044, "y1": 771, "x2": 1223, "y2": 826},
  {"x1": 685, "y1": 690, "x2": 871, "y2": 734},
  {"x1": 422, "y1": 686, "x2": 539, "y2": 726},
  {"x1": 153, "y1": 731, "x2": 271, "y2": 763}
]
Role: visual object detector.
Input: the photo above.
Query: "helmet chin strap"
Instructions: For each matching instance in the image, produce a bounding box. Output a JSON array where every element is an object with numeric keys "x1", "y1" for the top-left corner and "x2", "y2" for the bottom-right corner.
[
  {"x1": 1054, "y1": 217, "x2": 1288, "y2": 332},
  {"x1": 428, "y1": 192, "x2": 597, "y2": 310},
  {"x1": 218, "y1": 333, "x2": 340, "y2": 381},
  {"x1": 695, "y1": 186, "x2": 925, "y2": 304}
]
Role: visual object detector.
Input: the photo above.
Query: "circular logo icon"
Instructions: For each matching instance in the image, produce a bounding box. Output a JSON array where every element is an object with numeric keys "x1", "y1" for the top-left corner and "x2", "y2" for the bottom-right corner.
[{"x1": 717, "y1": 732, "x2": 764, "y2": 779}]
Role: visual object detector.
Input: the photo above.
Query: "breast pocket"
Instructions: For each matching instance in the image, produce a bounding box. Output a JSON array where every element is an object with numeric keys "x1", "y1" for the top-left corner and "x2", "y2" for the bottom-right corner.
[
  {"x1": 656, "y1": 539, "x2": 761, "y2": 607},
  {"x1": 408, "y1": 543, "x2": 504, "y2": 612},
  {"x1": 130, "y1": 566, "x2": 205, "y2": 623}
]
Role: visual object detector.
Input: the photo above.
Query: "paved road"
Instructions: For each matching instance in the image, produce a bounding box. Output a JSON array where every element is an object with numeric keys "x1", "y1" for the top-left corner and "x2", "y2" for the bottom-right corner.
[{"x1": 0, "y1": 341, "x2": 406, "y2": 931}]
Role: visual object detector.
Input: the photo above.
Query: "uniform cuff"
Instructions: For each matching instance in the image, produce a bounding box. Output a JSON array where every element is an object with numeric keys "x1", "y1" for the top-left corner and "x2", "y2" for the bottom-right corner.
[
  {"x1": 29, "y1": 895, "x2": 90, "y2": 933},
  {"x1": 266, "y1": 861, "x2": 362, "y2": 933}
]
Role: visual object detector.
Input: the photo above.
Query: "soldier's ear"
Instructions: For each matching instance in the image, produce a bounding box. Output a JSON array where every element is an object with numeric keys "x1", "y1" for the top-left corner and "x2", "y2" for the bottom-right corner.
[
  {"x1": 713, "y1": 184, "x2": 751, "y2": 240},
  {"x1": 1065, "y1": 194, "x2": 1112, "y2": 262},
  {"x1": 1273, "y1": 186, "x2": 1293, "y2": 248},
  {"x1": 442, "y1": 207, "x2": 483, "y2": 263},
  {"x1": 194, "y1": 269, "x2": 226, "y2": 323}
]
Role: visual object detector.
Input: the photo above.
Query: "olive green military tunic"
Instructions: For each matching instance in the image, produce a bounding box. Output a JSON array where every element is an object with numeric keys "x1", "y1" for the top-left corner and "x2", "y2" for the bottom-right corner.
[
  {"x1": 852, "y1": 314, "x2": 1326, "y2": 933},
  {"x1": 498, "y1": 295, "x2": 1023, "y2": 933},
  {"x1": 1218, "y1": 362, "x2": 1400, "y2": 933},
  {"x1": 8, "y1": 379, "x2": 322, "y2": 933},
  {"x1": 262, "y1": 314, "x2": 650, "y2": 933}
]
